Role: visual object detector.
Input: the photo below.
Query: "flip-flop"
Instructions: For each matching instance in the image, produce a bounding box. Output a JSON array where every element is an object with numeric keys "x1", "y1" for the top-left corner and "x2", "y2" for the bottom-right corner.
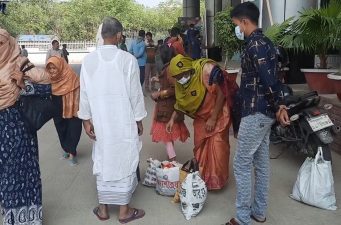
[
  {"x1": 93, "y1": 207, "x2": 109, "y2": 221},
  {"x1": 118, "y1": 208, "x2": 145, "y2": 224},
  {"x1": 251, "y1": 214, "x2": 266, "y2": 223}
]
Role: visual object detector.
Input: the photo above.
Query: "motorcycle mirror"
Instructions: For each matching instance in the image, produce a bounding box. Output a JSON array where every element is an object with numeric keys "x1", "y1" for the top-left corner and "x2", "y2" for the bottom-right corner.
[
  {"x1": 290, "y1": 114, "x2": 299, "y2": 122},
  {"x1": 323, "y1": 104, "x2": 333, "y2": 110}
]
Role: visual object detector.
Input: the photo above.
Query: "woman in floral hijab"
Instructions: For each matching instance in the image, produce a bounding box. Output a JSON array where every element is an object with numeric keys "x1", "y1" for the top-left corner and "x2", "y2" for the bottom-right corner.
[{"x1": 0, "y1": 28, "x2": 49, "y2": 225}]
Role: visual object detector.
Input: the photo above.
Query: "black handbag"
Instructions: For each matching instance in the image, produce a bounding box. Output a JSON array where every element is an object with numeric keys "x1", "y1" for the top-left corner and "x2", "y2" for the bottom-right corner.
[
  {"x1": 18, "y1": 84, "x2": 57, "y2": 131},
  {"x1": 181, "y1": 158, "x2": 200, "y2": 173}
]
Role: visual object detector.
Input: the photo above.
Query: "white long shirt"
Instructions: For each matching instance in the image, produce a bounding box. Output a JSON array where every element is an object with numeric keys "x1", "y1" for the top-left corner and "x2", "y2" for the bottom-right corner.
[
  {"x1": 45, "y1": 49, "x2": 63, "y2": 63},
  {"x1": 78, "y1": 45, "x2": 147, "y2": 181}
]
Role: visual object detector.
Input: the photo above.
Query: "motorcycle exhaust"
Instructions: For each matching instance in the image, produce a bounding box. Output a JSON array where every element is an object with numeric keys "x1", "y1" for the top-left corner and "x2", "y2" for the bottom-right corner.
[{"x1": 317, "y1": 130, "x2": 334, "y2": 144}]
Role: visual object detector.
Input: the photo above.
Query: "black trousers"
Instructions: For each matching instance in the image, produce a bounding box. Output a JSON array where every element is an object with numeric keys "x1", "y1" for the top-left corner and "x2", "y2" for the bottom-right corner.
[
  {"x1": 139, "y1": 66, "x2": 145, "y2": 86},
  {"x1": 52, "y1": 95, "x2": 82, "y2": 156}
]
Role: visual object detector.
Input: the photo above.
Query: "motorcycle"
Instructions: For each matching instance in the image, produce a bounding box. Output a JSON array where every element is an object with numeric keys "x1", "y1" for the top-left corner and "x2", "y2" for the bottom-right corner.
[{"x1": 270, "y1": 87, "x2": 340, "y2": 160}]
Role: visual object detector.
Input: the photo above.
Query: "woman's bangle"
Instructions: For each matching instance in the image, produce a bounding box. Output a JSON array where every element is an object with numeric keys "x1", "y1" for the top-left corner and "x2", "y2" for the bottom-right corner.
[{"x1": 160, "y1": 90, "x2": 168, "y2": 99}]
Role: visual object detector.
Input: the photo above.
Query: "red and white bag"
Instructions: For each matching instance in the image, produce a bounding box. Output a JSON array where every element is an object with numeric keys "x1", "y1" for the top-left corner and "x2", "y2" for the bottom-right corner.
[{"x1": 155, "y1": 161, "x2": 181, "y2": 196}]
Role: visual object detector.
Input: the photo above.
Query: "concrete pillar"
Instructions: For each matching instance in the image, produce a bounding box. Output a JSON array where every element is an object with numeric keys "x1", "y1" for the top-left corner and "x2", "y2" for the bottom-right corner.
[
  {"x1": 215, "y1": 0, "x2": 223, "y2": 12},
  {"x1": 183, "y1": 0, "x2": 200, "y2": 18},
  {"x1": 262, "y1": 0, "x2": 318, "y2": 30},
  {"x1": 231, "y1": 0, "x2": 241, "y2": 7},
  {"x1": 205, "y1": 0, "x2": 223, "y2": 47},
  {"x1": 222, "y1": 0, "x2": 232, "y2": 9}
]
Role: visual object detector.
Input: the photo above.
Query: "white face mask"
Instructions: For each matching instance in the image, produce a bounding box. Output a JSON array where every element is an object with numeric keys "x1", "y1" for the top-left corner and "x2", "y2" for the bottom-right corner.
[
  {"x1": 177, "y1": 76, "x2": 191, "y2": 85},
  {"x1": 235, "y1": 26, "x2": 244, "y2": 40}
]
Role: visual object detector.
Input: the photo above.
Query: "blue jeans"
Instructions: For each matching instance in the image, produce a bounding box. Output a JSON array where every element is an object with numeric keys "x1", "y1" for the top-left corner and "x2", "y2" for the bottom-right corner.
[{"x1": 234, "y1": 113, "x2": 274, "y2": 225}]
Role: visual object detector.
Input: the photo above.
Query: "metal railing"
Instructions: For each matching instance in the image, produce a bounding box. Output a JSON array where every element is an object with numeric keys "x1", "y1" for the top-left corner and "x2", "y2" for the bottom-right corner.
[
  {"x1": 17, "y1": 29, "x2": 168, "y2": 52},
  {"x1": 18, "y1": 41, "x2": 96, "y2": 52}
]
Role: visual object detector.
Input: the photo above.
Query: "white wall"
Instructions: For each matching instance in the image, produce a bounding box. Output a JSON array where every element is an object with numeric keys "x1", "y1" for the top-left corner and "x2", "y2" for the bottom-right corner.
[
  {"x1": 27, "y1": 51, "x2": 90, "y2": 65},
  {"x1": 263, "y1": 0, "x2": 318, "y2": 29}
]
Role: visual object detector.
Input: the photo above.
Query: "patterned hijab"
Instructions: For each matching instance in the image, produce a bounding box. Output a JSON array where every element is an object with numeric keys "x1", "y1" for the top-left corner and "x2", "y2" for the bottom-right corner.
[
  {"x1": 46, "y1": 56, "x2": 80, "y2": 118},
  {"x1": 169, "y1": 54, "x2": 193, "y2": 77},
  {"x1": 169, "y1": 54, "x2": 211, "y2": 118}
]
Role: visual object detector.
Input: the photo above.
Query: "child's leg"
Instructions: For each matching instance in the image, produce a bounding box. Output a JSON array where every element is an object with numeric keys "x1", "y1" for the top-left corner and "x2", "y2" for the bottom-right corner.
[{"x1": 165, "y1": 142, "x2": 176, "y2": 161}]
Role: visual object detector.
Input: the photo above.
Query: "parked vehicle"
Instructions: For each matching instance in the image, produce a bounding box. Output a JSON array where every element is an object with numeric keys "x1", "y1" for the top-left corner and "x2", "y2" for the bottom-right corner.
[{"x1": 270, "y1": 87, "x2": 340, "y2": 160}]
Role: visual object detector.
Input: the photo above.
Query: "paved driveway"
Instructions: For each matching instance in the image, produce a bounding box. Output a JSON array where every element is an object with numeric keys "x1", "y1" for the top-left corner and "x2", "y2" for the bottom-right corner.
[{"x1": 1, "y1": 65, "x2": 340, "y2": 225}]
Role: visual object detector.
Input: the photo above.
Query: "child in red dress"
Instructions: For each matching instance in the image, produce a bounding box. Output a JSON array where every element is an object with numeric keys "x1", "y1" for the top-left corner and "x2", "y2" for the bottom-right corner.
[{"x1": 150, "y1": 45, "x2": 190, "y2": 161}]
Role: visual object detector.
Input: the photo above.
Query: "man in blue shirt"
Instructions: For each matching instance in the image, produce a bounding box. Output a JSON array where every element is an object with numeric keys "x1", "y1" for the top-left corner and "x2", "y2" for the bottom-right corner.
[
  {"x1": 226, "y1": 2, "x2": 290, "y2": 225},
  {"x1": 186, "y1": 24, "x2": 201, "y2": 59},
  {"x1": 129, "y1": 30, "x2": 147, "y2": 86}
]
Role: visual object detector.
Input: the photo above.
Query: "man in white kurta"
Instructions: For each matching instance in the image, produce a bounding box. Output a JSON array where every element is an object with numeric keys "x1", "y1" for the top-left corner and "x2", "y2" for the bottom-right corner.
[{"x1": 78, "y1": 17, "x2": 147, "y2": 223}]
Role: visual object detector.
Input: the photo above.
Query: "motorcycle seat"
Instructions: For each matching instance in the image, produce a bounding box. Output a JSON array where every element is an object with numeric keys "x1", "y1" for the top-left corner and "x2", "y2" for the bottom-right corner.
[{"x1": 284, "y1": 95, "x2": 301, "y2": 105}]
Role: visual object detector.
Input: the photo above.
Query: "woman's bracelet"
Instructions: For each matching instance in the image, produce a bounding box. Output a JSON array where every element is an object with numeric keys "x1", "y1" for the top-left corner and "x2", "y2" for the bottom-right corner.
[{"x1": 160, "y1": 90, "x2": 168, "y2": 99}]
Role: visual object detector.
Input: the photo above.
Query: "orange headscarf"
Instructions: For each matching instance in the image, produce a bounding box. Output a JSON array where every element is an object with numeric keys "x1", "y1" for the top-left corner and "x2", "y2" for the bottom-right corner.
[
  {"x1": 46, "y1": 56, "x2": 80, "y2": 118},
  {"x1": 0, "y1": 28, "x2": 21, "y2": 110}
]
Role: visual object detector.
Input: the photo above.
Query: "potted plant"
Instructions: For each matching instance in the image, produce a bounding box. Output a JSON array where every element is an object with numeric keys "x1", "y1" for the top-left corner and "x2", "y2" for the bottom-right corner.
[
  {"x1": 327, "y1": 63, "x2": 341, "y2": 101},
  {"x1": 264, "y1": 20, "x2": 292, "y2": 83},
  {"x1": 214, "y1": 6, "x2": 242, "y2": 81},
  {"x1": 279, "y1": 0, "x2": 341, "y2": 94},
  {"x1": 327, "y1": 0, "x2": 341, "y2": 100},
  {"x1": 264, "y1": 19, "x2": 292, "y2": 45}
]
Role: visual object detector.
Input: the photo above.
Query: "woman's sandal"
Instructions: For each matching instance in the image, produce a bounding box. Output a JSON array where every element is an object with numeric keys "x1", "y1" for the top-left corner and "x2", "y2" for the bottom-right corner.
[
  {"x1": 93, "y1": 206, "x2": 109, "y2": 221},
  {"x1": 60, "y1": 152, "x2": 70, "y2": 160},
  {"x1": 118, "y1": 208, "x2": 145, "y2": 224},
  {"x1": 226, "y1": 218, "x2": 240, "y2": 225},
  {"x1": 251, "y1": 214, "x2": 266, "y2": 223}
]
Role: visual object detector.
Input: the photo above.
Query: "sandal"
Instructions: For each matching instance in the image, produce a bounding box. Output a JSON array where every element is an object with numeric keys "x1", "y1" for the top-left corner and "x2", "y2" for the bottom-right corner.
[
  {"x1": 119, "y1": 208, "x2": 145, "y2": 224},
  {"x1": 60, "y1": 152, "x2": 70, "y2": 160},
  {"x1": 93, "y1": 206, "x2": 109, "y2": 221},
  {"x1": 69, "y1": 157, "x2": 78, "y2": 166},
  {"x1": 226, "y1": 218, "x2": 240, "y2": 225},
  {"x1": 251, "y1": 214, "x2": 266, "y2": 223}
]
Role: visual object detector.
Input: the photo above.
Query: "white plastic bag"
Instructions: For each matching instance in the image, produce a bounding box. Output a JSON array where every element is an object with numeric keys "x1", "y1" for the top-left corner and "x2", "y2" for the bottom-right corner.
[
  {"x1": 142, "y1": 158, "x2": 161, "y2": 187},
  {"x1": 155, "y1": 162, "x2": 180, "y2": 196},
  {"x1": 180, "y1": 171, "x2": 207, "y2": 220},
  {"x1": 290, "y1": 147, "x2": 337, "y2": 210}
]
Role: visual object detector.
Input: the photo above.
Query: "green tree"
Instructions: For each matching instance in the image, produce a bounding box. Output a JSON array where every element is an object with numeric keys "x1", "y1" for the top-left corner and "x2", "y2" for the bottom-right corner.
[
  {"x1": 0, "y1": 0, "x2": 53, "y2": 36},
  {"x1": 0, "y1": 0, "x2": 183, "y2": 40}
]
